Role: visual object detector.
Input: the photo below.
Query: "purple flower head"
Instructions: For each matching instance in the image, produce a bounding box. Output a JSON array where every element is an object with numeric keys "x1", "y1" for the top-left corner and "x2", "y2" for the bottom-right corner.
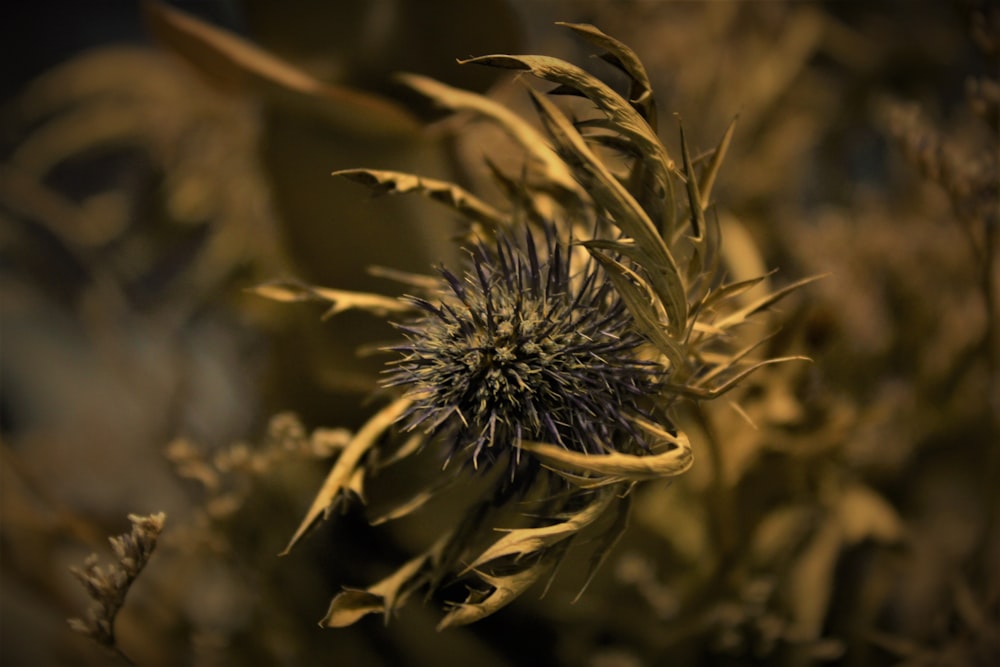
[{"x1": 384, "y1": 224, "x2": 660, "y2": 475}]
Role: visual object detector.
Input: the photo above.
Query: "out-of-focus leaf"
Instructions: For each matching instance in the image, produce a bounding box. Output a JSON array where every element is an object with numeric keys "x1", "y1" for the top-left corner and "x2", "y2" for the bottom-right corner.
[
  {"x1": 834, "y1": 482, "x2": 904, "y2": 545},
  {"x1": 714, "y1": 275, "x2": 825, "y2": 331},
  {"x1": 143, "y1": 0, "x2": 419, "y2": 137},
  {"x1": 320, "y1": 590, "x2": 384, "y2": 628},
  {"x1": 785, "y1": 517, "x2": 841, "y2": 640},
  {"x1": 750, "y1": 505, "x2": 816, "y2": 565},
  {"x1": 398, "y1": 72, "x2": 581, "y2": 196},
  {"x1": 332, "y1": 168, "x2": 508, "y2": 231},
  {"x1": 369, "y1": 489, "x2": 439, "y2": 526},
  {"x1": 573, "y1": 493, "x2": 632, "y2": 603},
  {"x1": 281, "y1": 397, "x2": 411, "y2": 555},
  {"x1": 249, "y1": 279, "x2": 413, "y2": 319}
]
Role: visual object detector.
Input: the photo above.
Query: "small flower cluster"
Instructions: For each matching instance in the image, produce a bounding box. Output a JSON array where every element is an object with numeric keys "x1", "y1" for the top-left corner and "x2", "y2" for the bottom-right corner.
[{"x1": 69, "y1": 513, "x2": 166, "y2": 652}]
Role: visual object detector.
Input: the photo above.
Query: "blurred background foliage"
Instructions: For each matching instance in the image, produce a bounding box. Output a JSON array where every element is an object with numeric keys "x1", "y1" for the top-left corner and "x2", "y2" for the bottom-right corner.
[{"x1": 1, "y1": 1, "x2": 996, "y2": 665}]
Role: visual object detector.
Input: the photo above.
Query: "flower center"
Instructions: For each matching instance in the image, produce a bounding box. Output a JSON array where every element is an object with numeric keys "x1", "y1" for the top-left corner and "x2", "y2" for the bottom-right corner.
[{"x1": 385, "y1": 230, "x2": 657, "y2": 470}]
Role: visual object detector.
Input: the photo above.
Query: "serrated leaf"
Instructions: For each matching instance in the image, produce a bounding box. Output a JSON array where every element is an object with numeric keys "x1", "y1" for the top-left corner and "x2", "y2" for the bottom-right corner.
[
  {"x1": 465, "y1": 489, "x2": 615, "y2": 570},
  {"x1": 322, "y1": 536, "x2": 445, "y2": 627},
  {"x1": 333, "y1": 168, "x2": 508, "y2": 231},
  {"x1": 585, "y1": 239, "x2": 688, "y2": 343},
  {"x1": 437, "y1": 566, "x2": 546, "y2": 630},
  {"x1": 281, "y1": 397, "x2": 411, "y2": 556},
  {"x1": 667, "y1": 356, "x2": 810, "y2": 400}
]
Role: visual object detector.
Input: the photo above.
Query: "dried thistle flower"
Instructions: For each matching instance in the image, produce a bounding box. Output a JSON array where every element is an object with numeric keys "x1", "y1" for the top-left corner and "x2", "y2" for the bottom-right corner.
[
  {"x1": 257, "y1": 22, "x2": 809, "y2": 629},
  {"x1": 68, "y1": 513, "x2": 166, "y2": 662},
  {"x1": 385, "y1": 225, "x2": 661, "y2": 476}
]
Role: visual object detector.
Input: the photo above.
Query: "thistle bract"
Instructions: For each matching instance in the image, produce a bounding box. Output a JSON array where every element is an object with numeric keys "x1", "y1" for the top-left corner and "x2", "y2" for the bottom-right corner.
[{"x1": 385, "y1": 226, "x2": 658, "y2": 472}]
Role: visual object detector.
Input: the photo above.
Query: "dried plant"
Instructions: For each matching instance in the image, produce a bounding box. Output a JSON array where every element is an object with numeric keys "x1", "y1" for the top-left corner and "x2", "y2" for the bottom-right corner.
[
  {"x1": 68, "y1": 513, "x2": 166, "y2": 665},
  {"x1": 258, "y1": 23, "x2": 809, "y2": 629}
]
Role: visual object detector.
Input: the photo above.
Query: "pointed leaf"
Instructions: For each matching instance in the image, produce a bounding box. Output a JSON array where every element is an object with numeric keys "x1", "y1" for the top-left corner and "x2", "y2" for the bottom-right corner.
[
  {"x1": 678, "y1": 119, "x2": 706, "y2": 241},
  {"x1": 714, "y1": 275, "x2": 825, "y2": 330},
  {"x1": 281, "y1": 397, "x2": 411, "y2": 555},
  {"x1": 465, "y1": 489, "x2": 615, "y2": 570},
  {"x1": 666, "y1": 356, "x2": 810, "y2": 400},
  {"x1": 699, "y1": 116, "x2": 737, "y2": 210},
  {"x1": 699, "y1": 273, "x2": 772, "y2": 312},
  {"x1": 322, "y1": 536, "x2": 446, "y2": 627},
  {"x1": 333, "y1": 168, "x2": 508, "y2": 231},
  {"x1": 249, "y1": 279, "x2": 412, "y2": 319},
  {"x1": 437, "y1": 566, "x2": 546, "y2": 630}
]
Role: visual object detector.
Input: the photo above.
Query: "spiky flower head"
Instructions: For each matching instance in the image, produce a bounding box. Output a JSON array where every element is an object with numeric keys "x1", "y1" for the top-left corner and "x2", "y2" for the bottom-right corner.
[
  {"x1": 258, "y1": 21, "x2": 809, "y2": 631},
  {"x1": 385, "y1": 225, "x2": 658, "y2": 474}
]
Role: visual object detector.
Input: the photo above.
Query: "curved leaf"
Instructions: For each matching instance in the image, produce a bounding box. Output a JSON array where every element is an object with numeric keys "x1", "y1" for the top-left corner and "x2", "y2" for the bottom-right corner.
[
  {"x1": 520, "y1": 429, "x2": 693, "y2": 485},
  {"x1": 556, "y1": 22, "x2": 656, "y2": 127},
  {"x1": 144, "y1": 0, "x2": 419, "y2": 136}
]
